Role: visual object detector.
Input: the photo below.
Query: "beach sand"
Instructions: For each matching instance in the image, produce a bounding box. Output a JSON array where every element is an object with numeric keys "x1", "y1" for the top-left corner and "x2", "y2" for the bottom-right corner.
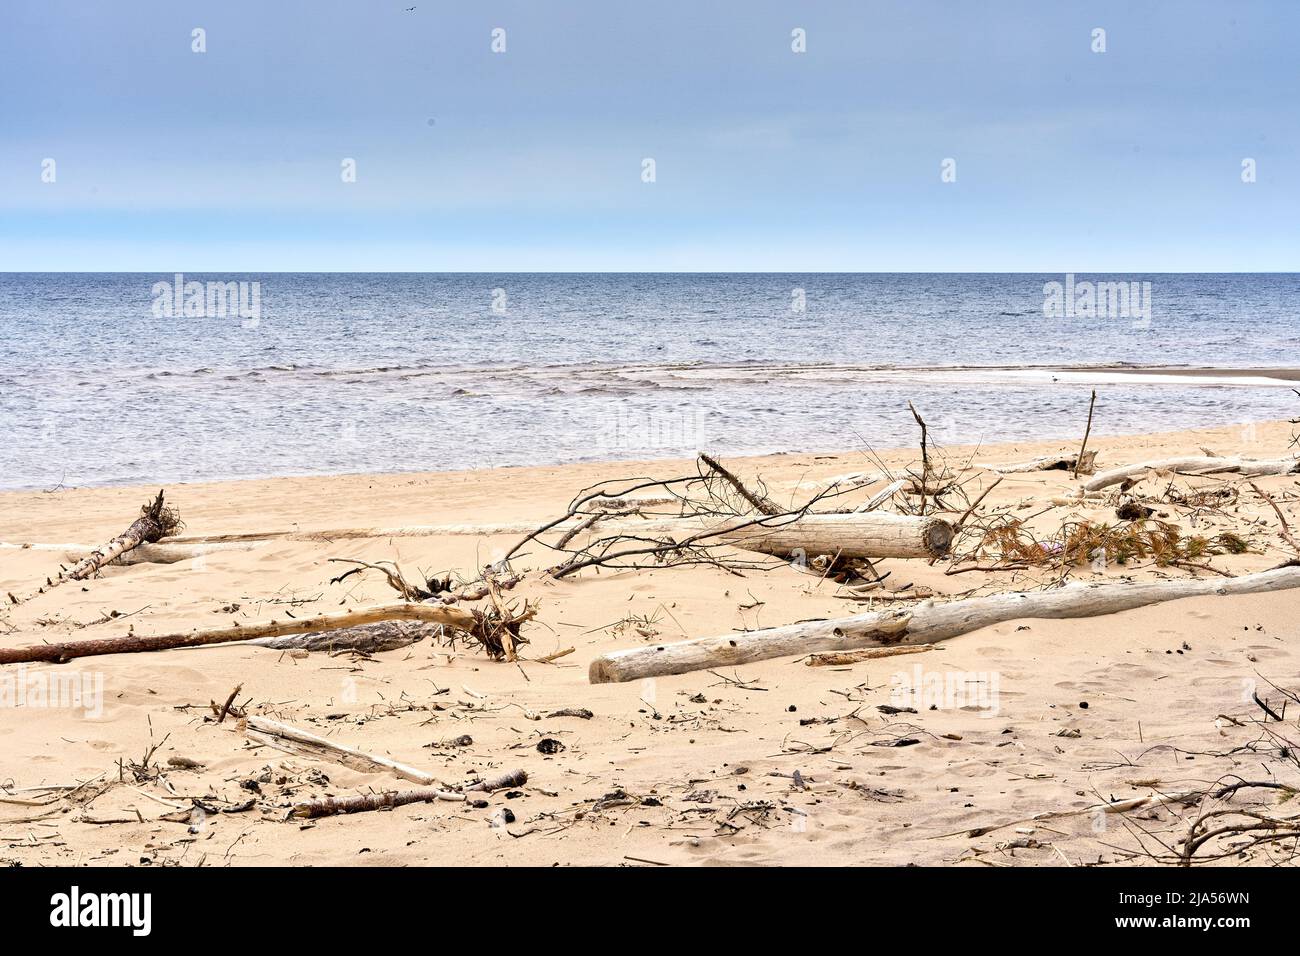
[{"x1": 2, "y1": 419, "x2": 1298, "y2": 867}]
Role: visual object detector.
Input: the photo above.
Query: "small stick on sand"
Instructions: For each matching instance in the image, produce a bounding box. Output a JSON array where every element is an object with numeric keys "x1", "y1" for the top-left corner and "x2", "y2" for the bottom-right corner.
[
  {"x1": 908, "y1": 401, "x2": 931, "y2": 514},
  {"x1": 1074, "y1": 389, "x2": 1098, "y2": 479},
  {"x1": 699, "y1": 452, "x2": 782, "y2": 515},
  {"x1": 290, "y1": 769, "x2": 528, "y2": 820},
  {"x1": 838, "y1": 587, "x2": 936, "y2": 602},
  {"x1": 216, "y1": 684, "x2": 243, "y2": 724},
  {"x1": 1248, "y1": 482, "x2": 1300, "y2": 557},
  {"x1": 805, "y1": 643, "x2": 935, "y2": 666},
  {"x1": 240, "y1": 715, "x2": 437, "y2": 785},
  {"x1": 955, "y1": 476, "x2": 1003, "y2": 529}
]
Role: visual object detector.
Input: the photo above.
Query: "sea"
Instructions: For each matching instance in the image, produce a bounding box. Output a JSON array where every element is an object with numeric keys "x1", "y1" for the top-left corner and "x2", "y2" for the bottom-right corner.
[{"x1": 1, "y1": 273, "x2": 1297, "y2": 491}]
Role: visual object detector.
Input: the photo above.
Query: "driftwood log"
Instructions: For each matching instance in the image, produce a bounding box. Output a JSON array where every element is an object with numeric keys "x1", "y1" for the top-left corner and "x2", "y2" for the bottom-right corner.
[
  {"x1": 603, "y1": 512, "x2": 955, "y2": 560},
  {"x1": 240, "y1": 715, "x2": 436, "y2": 784},
  {"x1": 2, "y1": 541, "x2": 254, "y2": 566},
  {"x1": 243, "y1": 619, "x2": 438, "y2": 654},
  {"x1": 981, "y1": 452, "x2": 1097, "y2": 475},
  {"x1": 290, "y1": 769, "x2": 528, "y2": 820},
  {"x1": 0, "y1": 602, "x2": 475, "y2": 665},
  {"x1": 1083, "y1": 456, "x2": 1300, "y2": 492},
  {"x1": 8, "y1": 490, "x2": 182, "y2": 604},
  {"x1": 588, "y1": 564, "x2": 1300, "y2": 683}
]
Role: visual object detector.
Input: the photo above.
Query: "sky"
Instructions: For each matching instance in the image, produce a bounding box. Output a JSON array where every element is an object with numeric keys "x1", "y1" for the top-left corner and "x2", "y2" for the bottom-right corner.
[{"x1": 0, "y1": 0, "x2": 1296, "y2": 271}]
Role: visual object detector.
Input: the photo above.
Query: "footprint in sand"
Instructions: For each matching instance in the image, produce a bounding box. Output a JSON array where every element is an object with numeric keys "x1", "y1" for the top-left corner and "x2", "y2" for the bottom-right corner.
[{"x1": 1096, "y1": 662, "x2": 1161, "y2": 680}]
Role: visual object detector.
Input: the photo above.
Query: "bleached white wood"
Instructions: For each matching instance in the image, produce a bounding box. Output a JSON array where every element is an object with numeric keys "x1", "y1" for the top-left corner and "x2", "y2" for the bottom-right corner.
[
  {"x1": 1083, "y1": 456, "x2": 1298, "y2": 492},
  {"x1": 240, "y1": 715, "x2": 436, "y2": 785},
  {"x1": 981, "y1": 452, "x2": 1096, "y2": 474},
  {"x1": 588, "y1": 565, "x2": 1300, "y2": 683}
]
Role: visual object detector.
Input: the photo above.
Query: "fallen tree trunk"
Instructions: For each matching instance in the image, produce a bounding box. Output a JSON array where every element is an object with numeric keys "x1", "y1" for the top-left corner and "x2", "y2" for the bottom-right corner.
[
  {"x1": 0, "y1": 602, "x2": 475, "y2": 665},
  {"x1": 981, "y1": 452, "x2": 1097, "y2": 475},
  {"x1": 600, "y1": 512, "x2": 955, "y2": 560},
  {"x1": 290, "y1": 769, "x2": 528, "y2": 820},
  {"x1": 588, "y1": 564, "x2": 1300, "y2": 683},
  {"x1": 9, "y1": 490, "x2": 182, "y2": 604},
  {"x1": 243, "y1": 619, "x2": 439, "y2": 654},
  {"x1": 717, "y1": 512, "x2": 954, "y2": 560},
  {"x1": 240, "y1": 715, "x2": 436, "y2": 785},
  {"x1": 1083, "y1": 456, "x2": 1300, "y2": 492}
]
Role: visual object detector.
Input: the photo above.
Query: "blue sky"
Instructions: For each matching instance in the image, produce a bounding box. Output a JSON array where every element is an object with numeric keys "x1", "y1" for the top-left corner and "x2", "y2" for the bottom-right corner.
[{"x1": 1, "y1": 1, "x2": 1296, "y2": 271}]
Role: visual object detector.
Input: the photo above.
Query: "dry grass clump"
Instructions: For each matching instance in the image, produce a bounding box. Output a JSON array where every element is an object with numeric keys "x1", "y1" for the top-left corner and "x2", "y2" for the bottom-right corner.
[{"x1": 969, "y1": 517, "x2": 1249, "y2": 569}]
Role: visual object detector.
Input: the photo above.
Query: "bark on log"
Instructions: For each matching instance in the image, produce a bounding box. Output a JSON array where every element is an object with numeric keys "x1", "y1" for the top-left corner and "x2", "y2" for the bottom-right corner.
[
  {"x1": 717, "y1": 512, "x2": 955, "y2": 560},
  {"x1": 291, "y1": 784, "x2": 465, "y2": 819},
  {"x1": 588, "y1": 564, "x2": 1300, "y2": 683},
  {"x1": 604, "y1": 512, "x2": 955, "y2": 560},
  {"x1": 290, "y1": 769, "x2": 528, "y2": 820},
  {"x1": 244, "y1": 619, "x2": 439, "y2": 654},
  {"x1": 1083, "y1": 456, "x2": 1300, "y2": 492},
  {"x1": 0, "y1": 602, "x2": 475, "y2": 665},
  {"x1": 240, "y1": 715, "x2": 436, "y2": 784}
]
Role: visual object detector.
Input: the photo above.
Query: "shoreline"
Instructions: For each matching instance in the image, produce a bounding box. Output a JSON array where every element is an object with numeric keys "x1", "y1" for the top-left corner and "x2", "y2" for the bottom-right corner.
[{"x1": 0, "y1": 412, "x2": 1290, "y2": 497}]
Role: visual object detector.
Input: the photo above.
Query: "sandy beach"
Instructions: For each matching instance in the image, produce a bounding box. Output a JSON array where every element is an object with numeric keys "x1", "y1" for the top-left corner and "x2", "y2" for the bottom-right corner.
[{"x1": 1, "y1": 419, "x2": 1298, "y2": 868}]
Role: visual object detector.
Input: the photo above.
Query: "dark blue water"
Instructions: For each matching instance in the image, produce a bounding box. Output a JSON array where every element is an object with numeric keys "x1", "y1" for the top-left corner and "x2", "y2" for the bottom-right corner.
[{"x1": 1, "y1": 273, "x2": 1297, "y2": 490}]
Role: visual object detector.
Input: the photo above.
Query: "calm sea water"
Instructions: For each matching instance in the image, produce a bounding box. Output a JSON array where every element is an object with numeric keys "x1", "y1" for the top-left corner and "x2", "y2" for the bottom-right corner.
[{"x1": 1, "y1": 273, "x2": 1297, "y2": 491}]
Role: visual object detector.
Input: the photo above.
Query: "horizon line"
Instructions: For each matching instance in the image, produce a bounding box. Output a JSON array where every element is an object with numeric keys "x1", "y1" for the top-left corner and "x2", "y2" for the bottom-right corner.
[{"x1": 3, "y1": 270, "x2": 1299, "y2": 276}]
